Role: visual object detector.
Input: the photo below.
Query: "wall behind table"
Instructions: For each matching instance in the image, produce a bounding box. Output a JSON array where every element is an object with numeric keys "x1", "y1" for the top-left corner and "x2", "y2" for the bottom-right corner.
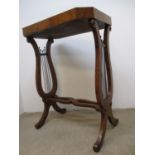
[{"x1": 19, "y1": 0, "x2": 135, "y2": 112}]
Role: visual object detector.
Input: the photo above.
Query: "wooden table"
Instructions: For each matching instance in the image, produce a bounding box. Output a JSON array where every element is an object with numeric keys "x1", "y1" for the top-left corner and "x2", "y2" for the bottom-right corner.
[{"x1": 22, "y1": 7, "x2": 118, "y2": 152}]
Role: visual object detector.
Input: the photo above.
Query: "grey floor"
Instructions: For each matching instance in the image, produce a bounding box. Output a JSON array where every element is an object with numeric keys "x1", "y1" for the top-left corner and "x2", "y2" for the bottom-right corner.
[{"x1": 20, "y1": 109, "x2": 135, "y2": 155}]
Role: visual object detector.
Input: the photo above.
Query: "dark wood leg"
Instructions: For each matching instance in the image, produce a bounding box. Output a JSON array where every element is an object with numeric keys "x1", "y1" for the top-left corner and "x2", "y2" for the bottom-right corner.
[
  {"x1": 93, "y1": 112, "x2": 107, "y2": 152},
  {"x1": 46, "y1": 38, "x2": 67, "y2": 114},
  {"x1": 89, "y1": 19, "x2": 119, "y2": 152},
  {"x1": 52, "y1": 102, "x2": 66, "y2": 114},
  {"x1": 103, "y1": 25, "x2": 119, "y2": 128},
  {"x1": 35, "y1": 102, "x2": 50, "y2": 129},
  {"x1": 108, "y1": 103, "x2": 119, "y2": 127},
  {"x1": 35, "y1": 101, "x2": 66, "y2": 129},
  {"x1": 89, "y1": 19, "x2": 108, "y2": 152}
]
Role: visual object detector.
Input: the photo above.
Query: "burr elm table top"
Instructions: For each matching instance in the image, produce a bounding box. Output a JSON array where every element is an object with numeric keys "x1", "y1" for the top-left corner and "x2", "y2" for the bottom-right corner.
[{"x1": 22, "y1": 7, "x2": 111, "y2": 39}]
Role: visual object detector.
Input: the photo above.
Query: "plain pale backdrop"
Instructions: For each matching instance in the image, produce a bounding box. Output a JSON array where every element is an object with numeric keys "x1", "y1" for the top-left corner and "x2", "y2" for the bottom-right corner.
[{"x1": 19, "y1": 0, "x2": 135, "y2": 113}]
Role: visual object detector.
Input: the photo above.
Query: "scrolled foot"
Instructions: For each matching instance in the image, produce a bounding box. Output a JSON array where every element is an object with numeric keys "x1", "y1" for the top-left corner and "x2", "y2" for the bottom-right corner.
[
  {"x1": 93, "y1": 113, "x2": 107, "y2": 152},
  {"x1": 108, "y1": 107, "x2": 119, "y2": 127},
  {"x1": 35, "y1": 104, "x2": 50, "y2": 129},
  {"x1": 35, "y1": 121, "x2": 45, "y2": 129},
  {"x1": 93, "y1": 142, "x2": 102, "y2": 152},
  {"x1": 52, "y1": 103, "x2": 66, "y2": 114},
  {"x1": 108, "y1": 116, "x2": 119, "y2": 127}
]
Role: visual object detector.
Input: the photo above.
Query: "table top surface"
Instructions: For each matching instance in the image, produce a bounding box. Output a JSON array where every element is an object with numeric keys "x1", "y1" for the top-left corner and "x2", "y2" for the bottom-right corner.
[{"x1": 23, "y1": 7, "x2": 111, "y2": 39}]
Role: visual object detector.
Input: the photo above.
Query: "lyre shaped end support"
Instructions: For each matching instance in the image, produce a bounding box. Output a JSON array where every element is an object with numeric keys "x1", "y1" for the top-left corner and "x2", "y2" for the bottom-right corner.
[
  {"x1": 89, "y1": 19, "x2": 108, "y2": 152},
  {"x1": 103, "y1": 25, "x2": 113, "y2": 99},
  {"x1": 89, "y1": 19, "x2": 106, "y2": 106},
  {"x1": 26, "y1": 37, "x2": 57, "y2": 98},
  {"x1": 27, "y1": 37, "x2": 66, "y2": 129},
  {"x1": 27, "y1": 37, "x2": 45, "y2": 97},
  {"x1": 89, "y1": 19, "x2": 118, "y2": 152}
]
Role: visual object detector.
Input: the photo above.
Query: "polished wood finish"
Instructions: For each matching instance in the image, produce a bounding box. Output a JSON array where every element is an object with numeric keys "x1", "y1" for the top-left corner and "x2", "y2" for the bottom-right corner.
[
  {"x1": 23, "y1": 7, "x2": 118, "y2": 152},
  {"x1": 23, "y1": 7, "x2": 111, "y2": 39}
]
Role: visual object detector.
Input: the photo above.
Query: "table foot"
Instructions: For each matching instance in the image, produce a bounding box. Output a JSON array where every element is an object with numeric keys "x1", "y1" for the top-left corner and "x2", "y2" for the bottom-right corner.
[
  {"x1": 35, "y1": 103, "x2": 50, "y2": 129},
  {"x1": 93, "y1": 112, "x2": 107, "y2": 152},
  {"x1": 52, "y1": 103, "x2": 66, "y2": 114},
  {"x1": 108, "y1": 106, "x2": 119, "y2": 127}
]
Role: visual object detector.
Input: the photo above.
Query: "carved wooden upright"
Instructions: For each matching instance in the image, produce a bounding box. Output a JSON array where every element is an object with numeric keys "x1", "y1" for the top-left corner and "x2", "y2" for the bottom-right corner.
[{"x1": 23, "y1": 7, "x2": 119, "y2": 152}]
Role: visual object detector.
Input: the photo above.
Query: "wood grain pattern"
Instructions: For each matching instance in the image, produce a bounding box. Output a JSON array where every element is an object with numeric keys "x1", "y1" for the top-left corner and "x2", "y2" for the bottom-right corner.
[{"x1": 23, "y1": 7, "x2": 111, "y2": 39}]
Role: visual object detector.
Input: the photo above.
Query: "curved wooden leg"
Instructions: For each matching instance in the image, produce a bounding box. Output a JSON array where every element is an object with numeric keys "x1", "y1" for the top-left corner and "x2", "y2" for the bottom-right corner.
[
  {"x1": 52, "y1": 102, "x2": 66, "y2": 114},
  {"x1": 93, "y1": 112, "x2": 107, "y2": 152},
  {"x1": 89, "y1": 19, "x2": 108, "y2": 152},
  {"x1": 35, "y1": 102, "x2": 50, "y2": 129},
  {"x1": 46, "y1": 38, "x2": 67, "y2": 114},
  {"x1": 108, "y1": 103, "x2": 119, "y2": 127}
]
